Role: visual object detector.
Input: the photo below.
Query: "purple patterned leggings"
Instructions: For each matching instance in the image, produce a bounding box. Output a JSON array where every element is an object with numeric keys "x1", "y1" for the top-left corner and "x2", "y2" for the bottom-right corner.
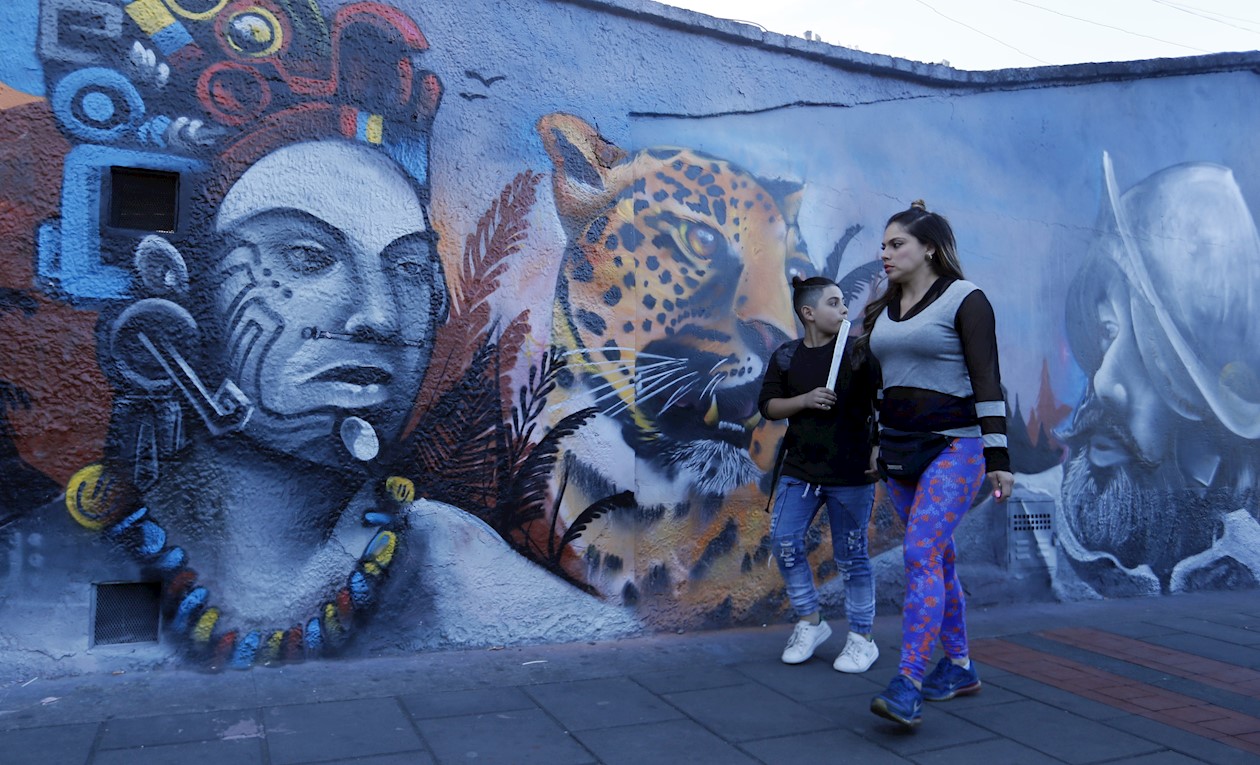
[{"x1": 884, "y1": 436, "x2": 986, "y2": 682}]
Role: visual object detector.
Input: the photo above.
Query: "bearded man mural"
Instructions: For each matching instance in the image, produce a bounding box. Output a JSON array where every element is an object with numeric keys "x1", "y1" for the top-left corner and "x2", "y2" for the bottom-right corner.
[{"x1": 1059, "y1": 153, "x2": 1260, "y2": 596}]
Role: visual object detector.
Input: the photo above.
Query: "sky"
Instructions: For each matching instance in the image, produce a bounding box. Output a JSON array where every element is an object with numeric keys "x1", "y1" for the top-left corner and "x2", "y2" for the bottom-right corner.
[{"x1": 659, "y1": 0, "x2": 1260, "y2": 70}]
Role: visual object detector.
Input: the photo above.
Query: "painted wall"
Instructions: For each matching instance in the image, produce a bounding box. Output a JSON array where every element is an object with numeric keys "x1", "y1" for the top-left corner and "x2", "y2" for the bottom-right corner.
[{"x1": 1, "y1": 0, "x2": 1256, "y2": 675}]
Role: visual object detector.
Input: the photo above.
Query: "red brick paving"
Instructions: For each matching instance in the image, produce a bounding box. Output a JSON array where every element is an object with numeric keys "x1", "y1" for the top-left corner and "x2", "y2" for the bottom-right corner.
[
  {"x1": 972, "y1": 637, "x2": 1260, "y2": 757},
  {"x1": 1039, "y1": 627, "x2": 1260, "y2": 700}
]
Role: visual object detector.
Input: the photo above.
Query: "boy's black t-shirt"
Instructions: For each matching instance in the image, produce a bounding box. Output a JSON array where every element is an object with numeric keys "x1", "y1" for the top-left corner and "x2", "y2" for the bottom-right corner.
[{"x1": 758, "y1": 336, "x2": 879, "y2": 486}]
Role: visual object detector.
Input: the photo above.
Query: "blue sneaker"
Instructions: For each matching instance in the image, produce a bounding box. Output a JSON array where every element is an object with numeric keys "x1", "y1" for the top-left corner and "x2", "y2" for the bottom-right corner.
[
  {"x1": 870, "y1": 675, "x2": 922, "y2": 727},
  {"x1": 921, "y1": 657, "x2": 981, "y2": 702}
]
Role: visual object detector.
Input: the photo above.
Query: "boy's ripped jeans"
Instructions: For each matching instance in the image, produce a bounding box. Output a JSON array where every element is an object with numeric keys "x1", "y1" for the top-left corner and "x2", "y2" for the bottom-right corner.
[{"x1": 769, "y1": 476, "x2": 876, "y2": 633}]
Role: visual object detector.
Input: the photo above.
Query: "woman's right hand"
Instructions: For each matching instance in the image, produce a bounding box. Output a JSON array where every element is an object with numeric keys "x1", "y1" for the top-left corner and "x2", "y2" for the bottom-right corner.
[{"x1": 799, "y1": 387, "x2": 837, "y2": 411}]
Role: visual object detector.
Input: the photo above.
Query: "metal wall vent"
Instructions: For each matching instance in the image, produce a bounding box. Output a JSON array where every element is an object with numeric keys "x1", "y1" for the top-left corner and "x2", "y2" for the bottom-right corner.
[
  {"x1": 109, "y1": 166, "x2": 179, "y2": 232},
  {"x1": 1011, "y1": 511, "x2": 1053, "y2": 532},
  {"x1": 93, "y1": 581, "x2": 161, "y2": 646},
  {"x1": 1006, "y1": 500, "x2": 1056, "y2": 574}
]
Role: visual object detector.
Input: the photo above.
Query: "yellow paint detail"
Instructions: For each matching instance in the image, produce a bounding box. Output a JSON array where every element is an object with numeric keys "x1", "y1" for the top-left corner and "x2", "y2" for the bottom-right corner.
[
  {"x1": 66, "y1": 464, "x2": 110, "y2": 530},
  {"x1": 385, "y1": 476, "x2": 415, "y2": 503},
  {"x1": 264, "y1": 630, "x2": 284, "y2": 657},
  {"x1": 193, "y1": 608, "x2": 220, "y2": 643},
  {"x1": 162, "y1": 0, "x2": 229, "y2": 20},
  {"x1": 372, "y1": 531, "x2": 397, "y2": 566},
  {"x1": 363, "y1": 562, "x2": 381, "y2": 576},
  {"x1": 226, "y1": 8, "x2": 283, "y2": 56},
  {"x1": 365, "y1": 114, "x2": 384, "y2": 145},
  {"x1": 323, "y1": 603, "x2": 342, "y2": 633},
  {"x1": 125, "y1": 0, "x2": 178, "y2": 36}
]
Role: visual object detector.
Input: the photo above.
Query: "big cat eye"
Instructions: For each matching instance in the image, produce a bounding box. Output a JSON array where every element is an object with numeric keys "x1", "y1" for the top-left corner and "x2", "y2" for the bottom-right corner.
[{"x1": 681, "y1": 222, "x2": 720, "y2": 259}]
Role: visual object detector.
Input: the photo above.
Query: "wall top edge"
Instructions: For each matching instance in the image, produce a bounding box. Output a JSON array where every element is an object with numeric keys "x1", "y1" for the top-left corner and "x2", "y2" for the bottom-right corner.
[{"x1": 559, "y1": 0, "x2": 1260, "y2": 87}]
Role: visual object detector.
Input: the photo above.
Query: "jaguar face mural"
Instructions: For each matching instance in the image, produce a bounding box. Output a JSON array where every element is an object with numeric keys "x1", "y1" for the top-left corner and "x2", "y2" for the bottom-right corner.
[
  {"x1": 537, "y1": 113, "x2": 828, "y2": 620},
  {"x1": 540, "y1": 112, "x2": 807, "y2": 499}
]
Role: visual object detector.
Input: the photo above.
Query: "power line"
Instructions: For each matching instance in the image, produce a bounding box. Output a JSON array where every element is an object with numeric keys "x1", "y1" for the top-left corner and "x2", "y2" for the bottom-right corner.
[
  {"x1": 1149, "y1": 0, "x2": 1260, "y2": 34},
  {"x1": 910, "y1": 0, "x2": 1050, "y2": 65},
  {"x1": 1008, "y1": 0, "x2": 1212, "y2": 53}
]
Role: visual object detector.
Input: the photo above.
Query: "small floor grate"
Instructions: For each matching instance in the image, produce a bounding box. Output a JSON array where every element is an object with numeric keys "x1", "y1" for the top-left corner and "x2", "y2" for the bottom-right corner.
[{"x1": 93, "y1": 582, "x2": 161, "y2": 646}]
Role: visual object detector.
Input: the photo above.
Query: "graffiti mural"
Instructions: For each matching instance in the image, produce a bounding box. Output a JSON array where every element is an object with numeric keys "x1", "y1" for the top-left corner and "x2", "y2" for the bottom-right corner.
[
  {"x1": 1058, "y1": 153, "x2": 1260, "y2": 596},
  {"x1": 2, "y1": 0, "x2": 1258, "y2": 675},
  {"x1": 0, "y1": 0, "x2": 641, "y2": 671}
]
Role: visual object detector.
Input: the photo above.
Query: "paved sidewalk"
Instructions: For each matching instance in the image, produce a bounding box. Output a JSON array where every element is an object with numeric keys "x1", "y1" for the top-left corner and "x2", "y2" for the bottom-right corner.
[{"x1": 1, "y1": 590, "x2": 1258, "y2": 764}]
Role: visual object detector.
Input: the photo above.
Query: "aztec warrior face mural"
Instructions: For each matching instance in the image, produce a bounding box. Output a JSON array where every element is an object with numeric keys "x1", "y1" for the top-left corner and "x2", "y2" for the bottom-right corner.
[{"x1": 0, "y1": 0, "x2": 1257, "y2": 672}]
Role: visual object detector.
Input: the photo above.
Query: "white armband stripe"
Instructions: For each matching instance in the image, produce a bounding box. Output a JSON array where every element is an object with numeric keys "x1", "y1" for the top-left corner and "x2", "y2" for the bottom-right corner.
[{"x1": 976, "y1": 401, "x2": 1006, "y2": 418}]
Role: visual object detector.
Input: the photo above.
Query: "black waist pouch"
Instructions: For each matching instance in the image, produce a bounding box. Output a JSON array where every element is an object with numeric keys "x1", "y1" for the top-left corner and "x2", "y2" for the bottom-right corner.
[{"x1": 877, "y1": 428, "x2": 953, "y2": 480}]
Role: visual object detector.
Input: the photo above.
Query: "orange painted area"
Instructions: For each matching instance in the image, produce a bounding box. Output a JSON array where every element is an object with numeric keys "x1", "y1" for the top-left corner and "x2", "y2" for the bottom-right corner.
[
  {"x1": 0, "y1": 83, "x2": 40, "y2": 111},
  {"x1": 0, "y1": 100, "x2": 110, "y2": 486}
]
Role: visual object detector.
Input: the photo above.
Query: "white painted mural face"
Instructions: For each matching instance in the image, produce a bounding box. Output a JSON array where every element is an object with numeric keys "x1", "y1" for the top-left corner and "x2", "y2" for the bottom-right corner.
[{"x1": 213, "y1": 140, "x2": 443, "y2": 465}]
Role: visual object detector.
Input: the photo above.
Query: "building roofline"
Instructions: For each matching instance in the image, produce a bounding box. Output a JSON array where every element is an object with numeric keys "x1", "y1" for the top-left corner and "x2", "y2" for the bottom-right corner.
[{"x1": 558, "y1": 0, "x2": 1260, "y2": 88}]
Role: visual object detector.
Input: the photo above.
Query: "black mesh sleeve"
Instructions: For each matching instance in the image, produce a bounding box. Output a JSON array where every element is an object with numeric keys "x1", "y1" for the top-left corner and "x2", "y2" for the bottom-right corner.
[{"x1": 956, "y1": 289, "x2": 1010, "y2": 473}]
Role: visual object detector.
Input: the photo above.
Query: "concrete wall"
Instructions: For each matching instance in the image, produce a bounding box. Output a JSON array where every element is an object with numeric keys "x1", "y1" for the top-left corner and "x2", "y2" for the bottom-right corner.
[{"x1": 1, "y1": 0, "x2": 1257, "y2": 675}]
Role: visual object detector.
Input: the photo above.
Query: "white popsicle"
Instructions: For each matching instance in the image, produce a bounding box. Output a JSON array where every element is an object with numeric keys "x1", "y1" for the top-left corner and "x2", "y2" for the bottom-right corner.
[{"x1": 826, "y1": 320, "x2": 851, "y2": 391}]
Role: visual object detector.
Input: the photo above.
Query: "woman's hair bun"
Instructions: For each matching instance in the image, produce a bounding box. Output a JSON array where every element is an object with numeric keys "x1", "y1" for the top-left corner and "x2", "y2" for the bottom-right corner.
[
  {"x1": 910, "y1": 199, "x2": 928, "y2": 211},
  {"x1": 791, "y1": 274, "x2": 806, "y2": 288}
]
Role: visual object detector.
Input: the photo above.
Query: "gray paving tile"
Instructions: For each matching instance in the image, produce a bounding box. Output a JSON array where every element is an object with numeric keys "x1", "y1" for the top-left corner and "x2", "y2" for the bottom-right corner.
[
  {"x1": 94, "y1": 737, "x2": 265, "y2": 765},
  {"x1": 740, "y1": 727, "x2": 914, "y2": 764},
  {"x1": 926, "y1": 680, "x2": 1027, "y2": 708},
  {"x1": 263, "y1": 698, "x2": 424, "y2": 765},
  {"x1": 907, "y1": 736, "x2": 1064, "y2": 764},
  {"x1": 630, "y1": 665, "x2": 748, "y2": 695},
  {"x1": 400, "y1": 686, "x2": 536, "y2": 720},
  {"x1": 663, "y1": 682, "x2": 832, "y2": 743},
  {"x1": 1104, "y1": 752, "x2": 1216, "y2": 764},
  {"x1": 859, "y1": 706, "x2": 997, "y2": 755},
  {"x1": 316, "y1": 753, "x2": 436, "y2": 765},
  {"x1": 1147, "y1": 634, "x2": 1260, "y2": 670},
  {"x1": 524, "y1": 677, "x2": 682, "y2": 732},
  {"x1": 1104, "y1": 621, "x2": 1186, "y2": 640},
  {"x1": 98, "y1": 708, "x2": 262, "y2": 749},
  {"x1": 732, "y1": 658, "x2": 885, "y2": 700},
  {"x1": 575, "y1": 718, "x2": 760, "y2": 765},
  {"x1": 0, "y1": 670, "x2": 257, "y2": 732},
  {"x1": 987, "y1": 674, "x2": 1134, "y2": 721},
  {"x1": 1106, "y1": 713, "x2": 1260, "y2": 765},
  {"x1": 1146, "y1": 617, "x2": 1260, "y2": 647},
  {"x1": 414, "y1": 707, "x2": 594, "y2": 765},
  {"x1": 0, "y1": 723, "x2": 97, "y2": 765},
  {"x1": 951, "y1": 699, "x2": 1162, "y2": 763}
]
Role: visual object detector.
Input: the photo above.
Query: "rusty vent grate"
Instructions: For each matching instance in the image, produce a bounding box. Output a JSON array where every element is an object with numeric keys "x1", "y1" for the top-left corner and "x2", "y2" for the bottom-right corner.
[
  {"x1": 93, "y1": 582, "x2": 161, "y2": 646},
  {"x1": 109, "y1": 166, "x2": 179, "y2": 232}
]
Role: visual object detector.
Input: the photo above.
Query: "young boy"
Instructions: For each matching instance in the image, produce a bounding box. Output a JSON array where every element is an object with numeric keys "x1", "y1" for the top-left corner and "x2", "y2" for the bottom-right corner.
[{"x1": 758, "y1": 276, "x2": 880, "y2": 671}]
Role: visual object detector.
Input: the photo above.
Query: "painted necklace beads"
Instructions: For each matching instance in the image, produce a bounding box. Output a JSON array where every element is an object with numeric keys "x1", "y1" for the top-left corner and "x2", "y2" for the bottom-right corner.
[{"x1": 66, "y1": 464, "x2": 413, "y2": 670}]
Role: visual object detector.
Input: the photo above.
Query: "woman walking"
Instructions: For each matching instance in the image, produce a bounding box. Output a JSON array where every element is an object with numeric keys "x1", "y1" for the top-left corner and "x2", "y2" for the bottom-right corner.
[{"x1": 865, "y1": 201, "x2": 1014, "y2": 728}]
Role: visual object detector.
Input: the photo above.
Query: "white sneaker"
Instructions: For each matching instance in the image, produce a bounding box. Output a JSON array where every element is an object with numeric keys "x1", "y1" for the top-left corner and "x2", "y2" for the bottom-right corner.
[
  {"x1": 833, "y1": 631, "x2": 879, "y2": 673},
  {"x1": 781, "y1": 619, "x2": 832, "y2": 664}
]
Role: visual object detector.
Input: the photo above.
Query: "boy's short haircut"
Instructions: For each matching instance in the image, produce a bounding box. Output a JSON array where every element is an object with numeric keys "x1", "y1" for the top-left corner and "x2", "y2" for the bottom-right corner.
[{"x1": 791, "y1": 276, "x2": 839, "y2": 322}]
